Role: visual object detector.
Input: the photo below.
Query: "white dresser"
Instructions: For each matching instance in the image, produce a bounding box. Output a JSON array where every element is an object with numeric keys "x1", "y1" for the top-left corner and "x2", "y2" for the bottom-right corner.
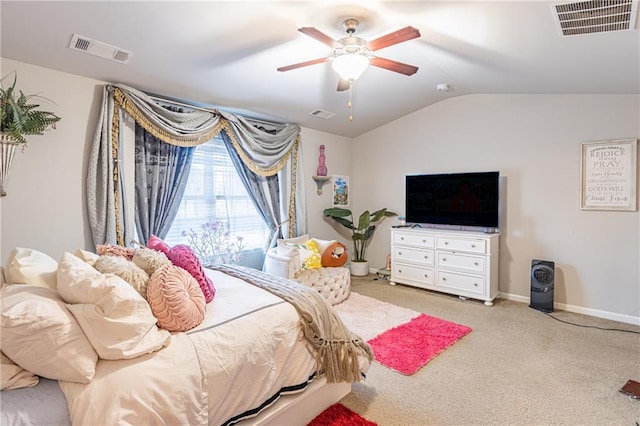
[{"x1": 390, "y1": 227, "x2": 500, "y2": 306}]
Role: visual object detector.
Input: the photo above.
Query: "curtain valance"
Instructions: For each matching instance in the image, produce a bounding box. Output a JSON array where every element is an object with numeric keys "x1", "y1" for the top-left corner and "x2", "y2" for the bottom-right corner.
[{"x1": 87, "y1": 83, "x2": 305, "y2": 247}]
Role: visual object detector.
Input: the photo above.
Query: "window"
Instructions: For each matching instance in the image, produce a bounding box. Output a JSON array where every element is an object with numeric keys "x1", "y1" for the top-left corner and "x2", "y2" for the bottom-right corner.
[{"x1": 164, "y1": 135, "x2": 269, "y2": 267}]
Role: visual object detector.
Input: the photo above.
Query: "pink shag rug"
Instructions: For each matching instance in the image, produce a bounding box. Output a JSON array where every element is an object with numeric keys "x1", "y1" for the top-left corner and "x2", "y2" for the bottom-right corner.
[
  {"x1": 367, "y1": 313, "x2": 472, "y2": 375},
  {"x1": 308, "y1": 403, "x2": 377, "y2": 426}
]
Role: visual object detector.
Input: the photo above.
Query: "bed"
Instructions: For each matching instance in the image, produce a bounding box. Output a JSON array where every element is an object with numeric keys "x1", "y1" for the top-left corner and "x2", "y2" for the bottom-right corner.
[{"x1": 0, "y1": 249, "x2": 372, "y2": 425}]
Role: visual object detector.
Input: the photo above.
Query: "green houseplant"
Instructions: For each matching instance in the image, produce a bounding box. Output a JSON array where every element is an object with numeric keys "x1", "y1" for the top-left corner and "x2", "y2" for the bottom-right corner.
[
  {"x1": 1, "y1": 72, "x2": 61, "y2": 145},
  {"x1": 0, "y1": 72, "x2": 61, "y2": 196},
  {"x1": 323, "y1": 207, "x2": 397, "y2": 276}
]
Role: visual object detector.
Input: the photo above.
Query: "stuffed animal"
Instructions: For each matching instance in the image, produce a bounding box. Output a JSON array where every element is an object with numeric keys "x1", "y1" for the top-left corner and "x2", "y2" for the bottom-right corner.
[{"x1": 321, "y1": 242, "x2": 348, "y2": 267}]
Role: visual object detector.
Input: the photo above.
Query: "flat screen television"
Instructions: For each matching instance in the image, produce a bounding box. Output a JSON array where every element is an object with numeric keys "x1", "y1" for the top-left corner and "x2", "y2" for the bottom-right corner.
[{"x1": 405, "y1": 171, "x2": 500, "y2": 229}]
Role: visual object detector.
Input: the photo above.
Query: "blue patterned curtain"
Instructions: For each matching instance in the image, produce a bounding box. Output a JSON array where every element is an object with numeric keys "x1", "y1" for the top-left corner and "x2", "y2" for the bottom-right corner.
[
  {"x1": 220, "y1": 131, "x2": 282, "y2": 250},
  {"x1": 134, "y1": 125, "x2": 194, "y2": 243}
]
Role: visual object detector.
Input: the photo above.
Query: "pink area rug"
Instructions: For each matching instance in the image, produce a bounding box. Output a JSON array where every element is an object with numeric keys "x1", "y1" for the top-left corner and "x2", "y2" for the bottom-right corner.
[
  {"x1": 307, "y1": 403, "x2": 377, "y2": 426},
  {"x1": 367, "y1": 313, "x2": 472, "y2": 375}
]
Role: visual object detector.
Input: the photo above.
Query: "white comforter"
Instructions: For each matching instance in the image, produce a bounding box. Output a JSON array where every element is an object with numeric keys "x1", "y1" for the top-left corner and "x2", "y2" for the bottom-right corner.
[{"x1": 60, "y1": 269, "x2": 318, "y2": 426}]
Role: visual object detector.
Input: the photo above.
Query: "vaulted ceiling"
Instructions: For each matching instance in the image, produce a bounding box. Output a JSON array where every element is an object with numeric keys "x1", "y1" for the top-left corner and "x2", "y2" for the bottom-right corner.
[{"x1": 2, "y1": 1, "x2": 638, "y2": 138}]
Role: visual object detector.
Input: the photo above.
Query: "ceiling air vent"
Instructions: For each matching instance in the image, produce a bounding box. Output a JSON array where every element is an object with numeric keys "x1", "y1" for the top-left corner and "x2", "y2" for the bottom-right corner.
[
  {"x1": 308, "y1": 109, "x2": 336, "y2": 120},
  {"x1": 68, "y1": 34, "x2": 133, "y2": 64},
  {"x1": 554, "y1": 0, "x2": 638, "y2": 36}
]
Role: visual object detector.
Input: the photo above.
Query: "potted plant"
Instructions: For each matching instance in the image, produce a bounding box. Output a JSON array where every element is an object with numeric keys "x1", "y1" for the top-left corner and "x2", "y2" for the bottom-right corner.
[
  {"x1": 323, "y1": 207, "x2": 397, "y2": 276},
  {"x1": 0, "y1": 72, "x2": 61, "y2": 196}
]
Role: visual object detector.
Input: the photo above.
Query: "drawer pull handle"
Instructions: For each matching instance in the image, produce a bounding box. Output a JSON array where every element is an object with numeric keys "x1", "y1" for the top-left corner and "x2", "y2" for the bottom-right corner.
[
  {"x1": 444, "y1": 241, "x2": 449, "y2": 245},
  {"x1": 474, "y1": 283, "x2": 478, "y2": 287},
  {"x1": 424, "y1": 255, "x2": 428, "y2": 259},
  {"x1": 442, "y1": 258, "x2": 447, "y2": 262},
  {"x1": 401, "y1": 237, "x2": 404, "y2": 240},
  {"x1": 398, "y1": 269, "x2": 402, "y2": 273},
  {"x1": 424, "y1": 274, "x2": 428, "y2": 278},
  {"x1": 442, "y1": 277, "x2": 447, "y2": 281},
  {"x1": 422, "y1": 239, "x2": 426, "y2": 243},
  {"x1": 474, "y1": 262, "x2": 479, "y2": 266},
  {"x1": 398, "y1": 252, "x2": 402, "y2": 255},
  {"x1": 471, "y1": 244, "x2": 476, "y2": 248}
]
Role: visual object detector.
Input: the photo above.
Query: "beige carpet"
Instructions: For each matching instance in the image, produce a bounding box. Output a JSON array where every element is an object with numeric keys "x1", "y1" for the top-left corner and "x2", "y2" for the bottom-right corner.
[{"x1": 339, "y1": 276, "x2": 640, "y2": 425}]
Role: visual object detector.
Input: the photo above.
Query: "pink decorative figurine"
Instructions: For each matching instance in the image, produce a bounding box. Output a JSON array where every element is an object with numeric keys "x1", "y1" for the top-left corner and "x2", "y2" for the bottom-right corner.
[{"x1": 316, "y1": 144, "x2": 328, "y2": 176}]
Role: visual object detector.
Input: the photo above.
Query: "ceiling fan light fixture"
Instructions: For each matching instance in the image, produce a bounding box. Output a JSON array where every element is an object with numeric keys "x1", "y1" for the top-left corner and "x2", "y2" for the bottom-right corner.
[{"x1": 331, "y1": 53, "x2": 370, "y2": 81}]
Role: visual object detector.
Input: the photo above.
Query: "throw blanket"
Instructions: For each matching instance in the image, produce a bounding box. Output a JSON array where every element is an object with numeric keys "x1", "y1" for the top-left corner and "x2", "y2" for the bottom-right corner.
[{"x1": 210, "y1": 264, "x2": 374, "y2": 383}]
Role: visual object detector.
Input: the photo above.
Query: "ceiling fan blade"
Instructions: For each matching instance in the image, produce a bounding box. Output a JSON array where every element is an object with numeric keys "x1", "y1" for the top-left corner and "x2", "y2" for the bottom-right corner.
[
  {"x1": 298, "y1": 27, "x2": 342, "y2": 48},
  {"x1": 277, "y1": 57, "x2": 330, "y2": 72},
  {"x1": 366, "y1": 26, "x2": 421, "y2": 51},
  {"x1": 337, "y1": 78, "x2": 350, "y2": 92},
  {"x1": 370, "y1": 56, "x2": 419, "y2": 76}
]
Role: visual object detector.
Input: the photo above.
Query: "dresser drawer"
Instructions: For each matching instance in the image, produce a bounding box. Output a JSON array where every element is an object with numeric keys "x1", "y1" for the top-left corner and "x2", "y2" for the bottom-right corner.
[
  {"x1": 436, "y1": 237, "x2": 486, "y2": 254},
  {"x1": 393, "y1": 247, "x2": 434, "y2": 266},
  {"x1": 393, "y1": 232, "x2": 435, "y2": 248},
  {"x1": 437, "y1": 271, "x2": 485, "y2": 294},
  {"x1": 437, "y1": 252, "x2": 485, "y2": 273},
  {"x1": 392, "y1": 263, "x2": 435, "y2": 285}
]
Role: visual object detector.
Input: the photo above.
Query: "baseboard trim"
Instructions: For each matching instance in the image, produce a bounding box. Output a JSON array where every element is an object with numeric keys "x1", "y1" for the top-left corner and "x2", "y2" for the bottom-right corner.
[{"x1": 499, "y1": 292, "x2": 640, "y2": 326}]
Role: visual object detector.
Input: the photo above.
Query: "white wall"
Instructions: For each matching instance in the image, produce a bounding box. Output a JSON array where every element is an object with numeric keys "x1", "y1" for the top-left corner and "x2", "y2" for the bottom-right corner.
[
  {"x1": 352, "y1": 94, "x2": 640, "y2": 322},
  {"x1": 1, "y1": 58, "x2": 104, "y2": 261},
  {"x1": 299, "y1": 127, "x2": 353, "y2": 247}
]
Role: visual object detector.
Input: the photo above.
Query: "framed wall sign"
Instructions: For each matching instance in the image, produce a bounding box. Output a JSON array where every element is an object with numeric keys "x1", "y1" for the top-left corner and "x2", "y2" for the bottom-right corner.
[
  {"x1": 580, "y1": 139, "x2": 637, "y2": 211},
  {"x1": 332, "y1": 175, "x2": 349, "y2": 207}
]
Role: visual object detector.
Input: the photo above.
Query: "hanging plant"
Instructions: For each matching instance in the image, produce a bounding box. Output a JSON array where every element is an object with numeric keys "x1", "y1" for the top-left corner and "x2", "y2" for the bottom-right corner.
[
  {"x1": 1, "y1": 71, "x2": 61, "y2": 145},
  {"x1": 0, "y1": 71, "x2": 61, "y2": 196}
]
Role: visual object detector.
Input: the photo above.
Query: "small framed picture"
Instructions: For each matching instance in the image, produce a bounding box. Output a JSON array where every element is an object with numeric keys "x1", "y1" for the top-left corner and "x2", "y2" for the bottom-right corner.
[
  {"x1": 332, "y1": 175, "x2": 349, "y2": 207},
  {"x1": 580, "y1": 139, "x2": 637, "y2": 211}
]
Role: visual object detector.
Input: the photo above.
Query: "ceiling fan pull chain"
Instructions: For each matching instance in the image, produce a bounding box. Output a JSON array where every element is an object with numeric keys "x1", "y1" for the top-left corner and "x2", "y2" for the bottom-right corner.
[{"x1": 348, "y1": 80, "x2": 354, "y2": 122}]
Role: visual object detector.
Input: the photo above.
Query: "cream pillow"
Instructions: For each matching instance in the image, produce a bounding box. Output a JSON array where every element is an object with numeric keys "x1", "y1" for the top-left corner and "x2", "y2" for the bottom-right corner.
[
  {"x1": 132, "y1": 247, "x2": 172, "y2": 276},
  {"x1": 4, "y1": 247, "x2": 58, "y2": 289},
  {"x1": 94, "y1": 255, "x2": 149, "y2": 299},
  {"x1": 277, "y1": 234, "x2": 309, "y2": 247},
  {"x1": 1, "y1": 351, "x2": 39, "y2": 390},
  {"x1": 312, "y1": 238, "x2": 338, "y2": 253},
  {"x1": 276, "y1": 243, "x2": 301, "y2": 274},
  {"x1": 0, "y1": 284, "x2": 98, "y2": 383},
  {"x1": 74, "y1": 248, "x2": 100, "y2": 266},
  {"x1": 56, "y1": 252, "x2": 170, "y2": 360}
]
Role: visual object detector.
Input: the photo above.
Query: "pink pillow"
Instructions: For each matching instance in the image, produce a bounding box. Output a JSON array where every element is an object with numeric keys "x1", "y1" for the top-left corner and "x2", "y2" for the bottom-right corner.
[
  {"x1": 166, "y1": 245, "x2": 215, "y2": 303},
  {"x1": 147, "y1": 235, "x2": 170, "y2": 255},
  {"x1": 147, "y1": 265, "x2": 206, "y2": 332},
  {"x1": 96, "y1": 244, "x2": 135, "y2": 260}
]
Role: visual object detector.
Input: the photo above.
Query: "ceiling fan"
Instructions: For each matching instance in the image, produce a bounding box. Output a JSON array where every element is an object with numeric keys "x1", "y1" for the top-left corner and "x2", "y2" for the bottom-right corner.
[{"x1": 277, "y1": 18, "x2": 421, "y2": 91}]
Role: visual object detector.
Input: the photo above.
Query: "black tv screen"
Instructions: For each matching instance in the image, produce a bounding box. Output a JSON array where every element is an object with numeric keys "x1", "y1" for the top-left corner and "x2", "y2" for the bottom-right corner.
[{"x1": 405, "y1": 172, "x2": 500, "y2": 228}]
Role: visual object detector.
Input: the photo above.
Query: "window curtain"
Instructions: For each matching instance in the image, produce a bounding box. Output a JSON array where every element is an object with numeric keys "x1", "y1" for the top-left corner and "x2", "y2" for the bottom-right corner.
[
  {"x1": 86, "y1": 83, "x2": 305, "y2": 247},
  {"x1": 220, "y1": 131, "x2": 283, "y2": 249},
  {"x1": 134, "y1": 125, "x2": 195, "y2": 243}
]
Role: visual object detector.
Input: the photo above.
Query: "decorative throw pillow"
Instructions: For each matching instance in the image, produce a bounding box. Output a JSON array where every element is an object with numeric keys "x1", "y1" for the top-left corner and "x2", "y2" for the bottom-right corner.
[
  {"x1": 94, "y1": 255, "x2": 150, "y2": 299},
  {"x1": 277, "y1": 234, "x2": 310, "y2": 247},
  {"x1": 312, "y1": 238, "x2": 338, "y2": 254},
  {"x1": 0, "y1": 284, "x2": 98, "y2": 383},
  {"x1": 96, "y1": 244, "x2": 135, "y2": 260},
  {"x1": 146, "y1": 265, "x2": 206, "y2": 332},
  {"x1": 133, "y1": 247, "x2": 172, "y2": 276},
  {"x1": 56, "y1": 252, "x2": 170, "y2": 360},
  {"x1": 4, "y1": 247, "x2": 58, "y2": 289},
  {"x1": 147, "y1": 235, "x2": 170, "y2": 255},
  {"x1": 74, "y1": 248, "x2": 100, "y2": 266},
  {"x1": 1, "y1": 351, "x2": 39, "y2": 390},
  {"x1": 287, "y1": 240, "x2": 322, "y2": 271},
  {"x1": 166, "y1": 245, "x2": 215, "y2": 303},
  {"x1": 321, "y1": 242, "x2": 349, "y2": 267}
]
